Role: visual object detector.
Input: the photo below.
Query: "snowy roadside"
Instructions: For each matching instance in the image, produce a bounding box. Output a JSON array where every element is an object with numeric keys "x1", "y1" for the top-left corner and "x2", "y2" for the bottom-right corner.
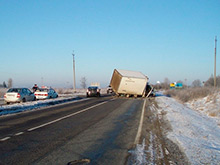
[
  {"x1": 156, "y1": 96, "x2": 220, "y2": 164},
  {"x1": 0, "y1": 96, "x2": 85, "y2": 116},
  {"x1": 185, "y1": 92, "x2": 220, "y2": 124}
]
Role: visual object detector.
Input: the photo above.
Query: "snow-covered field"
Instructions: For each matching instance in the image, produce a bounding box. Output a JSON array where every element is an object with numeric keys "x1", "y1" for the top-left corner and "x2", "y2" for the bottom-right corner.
[
  {"x1": 186, "y1": 92, "x2": 220, "y2": 120},
  {"x1": 156, "y1": 94, "x2": 220, "y2": 164}
]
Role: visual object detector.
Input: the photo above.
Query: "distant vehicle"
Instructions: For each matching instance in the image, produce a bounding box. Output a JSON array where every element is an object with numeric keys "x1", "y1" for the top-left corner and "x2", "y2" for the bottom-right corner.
[
  {"x1": 175, "y1": 83, "x2": 183, "y2": 89},
  {"x1": 145, "y1": 84, "x2": 155, "y2": 97},
  {"x1": 87, "y1": 86, "x2": 101, "y2": 97},
  {"x1": 170, "y1": 83, "x2": 175, "y2": 89},
  {"x1": 170, "y1": 83, "x2": 183, "y2": 89},
  {"x1": 34, "y1": 88, "x2": 58, "y2": 100},
  {"x1": 4, "y1": 88, "x2": 36, "y2": 104},
  {"x1": 107, "y1": 85, "x2": 113, "y2": 94}
]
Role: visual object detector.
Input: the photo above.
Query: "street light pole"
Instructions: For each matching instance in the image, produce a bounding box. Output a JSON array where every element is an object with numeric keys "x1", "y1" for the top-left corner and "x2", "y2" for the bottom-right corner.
[
  {"x1": 72, "y1": 51, "x2": 76, "y2": 92},
  {"x1": 214, "y1": 36, "x2": 217, "y2": 87}
]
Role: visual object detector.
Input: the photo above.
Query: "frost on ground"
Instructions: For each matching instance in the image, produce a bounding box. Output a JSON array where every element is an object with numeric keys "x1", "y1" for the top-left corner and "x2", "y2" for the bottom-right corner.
[
  {"x1": 128, "y1": 139, "x2": 147, "y2": 165},
  {"x1": 0, "y1": 96, "x2": 80, "y2": 116},
  {"x1": 185, "y1": 91, "x2": 220, "y2": 124},
  {"x1": 156, "y1": 96, "x2": 220, "y2": 164}
]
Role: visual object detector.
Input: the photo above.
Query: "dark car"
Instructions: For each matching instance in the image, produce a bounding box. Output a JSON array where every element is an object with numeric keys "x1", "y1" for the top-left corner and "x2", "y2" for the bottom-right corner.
[
  {"x1": 87, "y1": 86, "x2": 101, "y2": 97},
  {"x1": 145, "y1": 84, "x2": 155, "y2": 97},
  {"x1": 107, "y1": 85, "x2": 113, "y2": 94}
]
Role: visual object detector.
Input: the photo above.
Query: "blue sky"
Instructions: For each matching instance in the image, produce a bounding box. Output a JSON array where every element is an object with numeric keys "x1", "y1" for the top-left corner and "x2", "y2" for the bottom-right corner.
[{"x1": 0, "y1": 0, "x2": 219, "y2": 88}]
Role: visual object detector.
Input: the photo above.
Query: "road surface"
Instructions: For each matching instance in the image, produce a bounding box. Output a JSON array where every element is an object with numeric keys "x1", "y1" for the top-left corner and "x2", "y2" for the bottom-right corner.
[{"x1": 0, "y1": 96, "x2": 188, "y2": 164}]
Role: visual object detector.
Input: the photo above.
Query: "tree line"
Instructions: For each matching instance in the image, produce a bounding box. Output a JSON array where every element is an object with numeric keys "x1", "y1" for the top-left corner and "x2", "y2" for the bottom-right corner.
[
  {"x1": 0, "y1": 78, "x2": 13, "y2": 88},
  {"x1": 154, "y1": 75, "x2": 220, "y2": 90}
]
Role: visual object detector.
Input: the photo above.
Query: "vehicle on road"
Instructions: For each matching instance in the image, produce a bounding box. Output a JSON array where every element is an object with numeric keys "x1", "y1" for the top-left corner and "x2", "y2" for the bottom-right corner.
[
  {"x1": 34, "y1": 87, "x2": 58, "y2": 100},
  {"x1": 107, "y1": 85, "x2": 113, "y2": 94},
  {"x1": 110, "y1": 69, "x2": 149, "y2": 97},
  {"x1": 86, "y1": 86, "x2": 101, "y2": 97},
  {"x1": 4, "y1": 88, "x2": 36, "y2": 104},
  {"x1": 145, "y1": 84, "x2": 155, "y2": 97}
]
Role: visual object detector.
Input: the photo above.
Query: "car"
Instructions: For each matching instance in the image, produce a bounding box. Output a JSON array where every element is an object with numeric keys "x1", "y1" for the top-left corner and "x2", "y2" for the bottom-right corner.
[
  {"x1": 86, "y1": 86, "x2": 101, "y2": 97},
  {"x1": 34, "y1": 87, "x2": 58, "y2": 100},
  {"x1": 4, "y1": 88, "x2": 36, "y2": 104},
  {"x1": 107, "y1": 85, "x2": 113, "y2": 94},
  {"x1": 145, "y1": 84, "x2": 155, "y2": 97}
]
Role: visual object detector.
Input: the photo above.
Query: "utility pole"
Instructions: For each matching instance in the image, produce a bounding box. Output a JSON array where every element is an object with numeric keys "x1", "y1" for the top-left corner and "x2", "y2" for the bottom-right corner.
[
  {"x1": 214, "y1": 36, "x2": 217, "y2": 87},
  {"x1": 72, "y1": 51, "x2": 76, "y2": 92}
]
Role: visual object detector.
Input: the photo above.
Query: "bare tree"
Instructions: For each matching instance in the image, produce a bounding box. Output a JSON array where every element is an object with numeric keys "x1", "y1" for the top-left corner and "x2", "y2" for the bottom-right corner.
[
  {"x1": 205, "y1": 75, "x2": 220, "y2": 87},
  {"x1": 3, "y1": 81, "x2": 7, "y2": 88},
  {"x1": 162, "y1": 77, "x2": 170, "y2": 89},
  {"x1": 192, "y1": 79, "x2": 201, "y2": 87},
  {"x1": 80, "y1": 77, "x2": 87, "y2": 89},
  {"x1": 8, "y1": 78, "x2": 13, "y2": 88},
  {"x1": 164, "y1": 77, "x2": 170, "y2": 85}
]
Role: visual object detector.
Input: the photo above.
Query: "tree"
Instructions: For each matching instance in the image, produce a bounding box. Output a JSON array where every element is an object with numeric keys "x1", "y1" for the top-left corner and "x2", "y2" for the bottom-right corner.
[
  {"x1": 205, "y1": 75, "x2": 220, "y2": 87},
  {"x1": 8, "y1": 78, "x2": 13, "y2": 88},
  {"x1": 204, "y1": 75, "x2": 214, "y2": 87},
  {"x1": 3, "y1": 81, "x2": 7, "y2": 88},
  {"x1": 161, "y1": 77, "x2": 170, "y2": 89},
  {"x1": 192, "y1": 79, "x2": 201, "y2": 87},
  {"x1": 80, "y1": 77, "x2": 87, "y2": 89}
]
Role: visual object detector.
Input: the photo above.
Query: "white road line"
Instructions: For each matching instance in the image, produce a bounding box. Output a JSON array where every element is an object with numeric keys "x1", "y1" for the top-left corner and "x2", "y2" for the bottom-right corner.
[
  {"x1": 14, "y1": 132, "x2": 24, "y2": 136},
  {"x1": 28, "y1": 101, "x2": 108, "y2": 132},
  {"x1": 134, "y1": 98, "x2": 146, "y2": 145},
  {"x1": 0, "y1": 137, "x2": 11, "y2": 142}
]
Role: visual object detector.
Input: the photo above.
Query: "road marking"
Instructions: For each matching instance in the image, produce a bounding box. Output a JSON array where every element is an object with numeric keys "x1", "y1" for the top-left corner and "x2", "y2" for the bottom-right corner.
[
  {"x1": 0, "y1": 137, "x2": 11, "y2": 142},
  {"x1": 28, "y1": 101, "x2": 108, "y2": 132},
  {"x1": 134, "y1": 98, "x2": 146, "y2": 145},
  {"x1": 14, "y1": 132, "x2": 24, "y2": 136}
]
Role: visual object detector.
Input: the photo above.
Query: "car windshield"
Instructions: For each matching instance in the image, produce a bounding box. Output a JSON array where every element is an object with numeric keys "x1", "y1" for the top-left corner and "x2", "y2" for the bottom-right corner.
[
  {"x1": 37, "y1": 88, "x2": 49, "y2": 92},
  {"x1": 7, "y1": 88, "x2": 22, "y2": 93},
  {"x1": 88, "y1": 87, "x2": 98, "y2": 90}
]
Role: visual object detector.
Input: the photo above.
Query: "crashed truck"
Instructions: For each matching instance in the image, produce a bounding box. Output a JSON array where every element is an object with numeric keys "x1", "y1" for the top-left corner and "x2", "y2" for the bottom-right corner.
[{"x1": 110, "y1": 69, "x2": 153, "y2": 98}]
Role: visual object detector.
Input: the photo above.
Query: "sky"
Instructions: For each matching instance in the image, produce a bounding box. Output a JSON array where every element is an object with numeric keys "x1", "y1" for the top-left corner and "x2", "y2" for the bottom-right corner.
[{"x1": 0, "y1": 0, "x2": 220, "y2": 88}]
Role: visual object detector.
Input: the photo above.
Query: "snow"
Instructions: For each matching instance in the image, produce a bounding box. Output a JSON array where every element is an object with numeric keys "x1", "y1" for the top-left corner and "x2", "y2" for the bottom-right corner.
[
  {"x1": 0, "y1": 96, "x2": 84, "y2": 116},
  {"x1": 185, "y1": 92, "x2": 220, "y2": 121},
  {"x1": 128, "y1": 139, "x2": 147, "y2": 165},
  {"x1": 156, "y1": 95, "x2": 220, "y2": 164}
]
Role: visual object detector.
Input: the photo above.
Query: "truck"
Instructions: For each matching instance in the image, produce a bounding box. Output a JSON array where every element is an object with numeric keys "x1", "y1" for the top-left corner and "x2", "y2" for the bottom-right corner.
[{"x1": 110, "y1": 69, "x2": 149, "y2": 97}]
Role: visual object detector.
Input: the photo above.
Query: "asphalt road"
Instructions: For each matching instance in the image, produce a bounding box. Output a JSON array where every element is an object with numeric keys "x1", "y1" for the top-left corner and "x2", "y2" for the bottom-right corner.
[{"x1": 0, "y1": 96, "x2": 145, "y2": 165}]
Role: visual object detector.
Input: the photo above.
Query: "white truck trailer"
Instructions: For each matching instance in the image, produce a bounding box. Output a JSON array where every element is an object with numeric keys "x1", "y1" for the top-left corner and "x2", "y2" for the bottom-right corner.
[{"x1": 110, "y1": 69, "x2": 149, "y2": 97}]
